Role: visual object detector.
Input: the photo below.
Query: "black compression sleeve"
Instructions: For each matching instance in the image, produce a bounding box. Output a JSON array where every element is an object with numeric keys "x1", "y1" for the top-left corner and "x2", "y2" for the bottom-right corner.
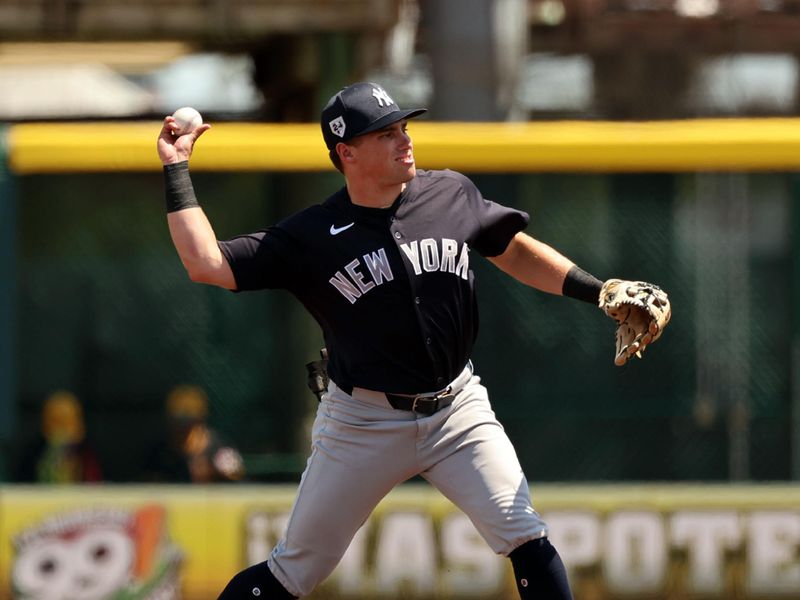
[
  {"x1": 164, "y1": 161, "x2": 199, "y2": 213},
  {"x1": 562, "y1": 265, "x2": 603, "y2": 305}
]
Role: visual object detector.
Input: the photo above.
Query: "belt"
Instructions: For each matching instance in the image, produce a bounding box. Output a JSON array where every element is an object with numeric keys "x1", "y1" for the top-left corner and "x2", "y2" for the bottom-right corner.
[
  {"x1": 384, "y1": 389, "x2": 456, "y2": 415},
  {"x1": 347, "y1": 361, "x2": 473, "y2": 416}
]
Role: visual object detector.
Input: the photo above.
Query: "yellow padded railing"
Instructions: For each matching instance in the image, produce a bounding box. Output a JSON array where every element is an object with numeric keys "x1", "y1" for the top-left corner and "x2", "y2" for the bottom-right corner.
[{"x1": 7, "y1": 118, "x2": 800, "y2": 174}]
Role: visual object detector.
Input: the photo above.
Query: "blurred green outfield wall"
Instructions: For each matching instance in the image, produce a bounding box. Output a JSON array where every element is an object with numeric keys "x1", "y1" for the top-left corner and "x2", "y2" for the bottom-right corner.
[
  {"x1": 3, "y1": 120, "x2": 799, "y2": 483},
  {"x1": 0, "y1": 127, "x2": 17, "y2": 479},
  {"x1": 6, "y1": 169, "x2": 797, "y2": 483}
]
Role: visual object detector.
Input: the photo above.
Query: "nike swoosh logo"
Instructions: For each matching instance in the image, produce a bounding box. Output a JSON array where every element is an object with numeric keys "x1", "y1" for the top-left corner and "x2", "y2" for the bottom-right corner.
[{"x1": 330, "y1": 222, "x2": 355, "y2": 235}]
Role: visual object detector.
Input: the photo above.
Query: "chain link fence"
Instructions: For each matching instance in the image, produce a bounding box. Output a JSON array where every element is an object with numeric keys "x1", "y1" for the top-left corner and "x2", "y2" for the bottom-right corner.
[{"x1": 10, "y1": 170, "x2": 797, "y2": 482}]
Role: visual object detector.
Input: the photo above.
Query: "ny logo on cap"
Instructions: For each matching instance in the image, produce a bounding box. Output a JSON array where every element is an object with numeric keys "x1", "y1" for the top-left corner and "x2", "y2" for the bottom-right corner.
[
  {"x1": 329, "y1": 116, "x2": 346, "y2": 138},
  {"x1": 372, "y1": 87, "x2": 394, "y2": 107}
]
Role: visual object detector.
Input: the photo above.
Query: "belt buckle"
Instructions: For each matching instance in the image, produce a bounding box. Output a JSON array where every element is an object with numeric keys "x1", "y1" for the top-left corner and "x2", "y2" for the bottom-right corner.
[
  {"x1": 411, "y1": 395, "x2": 436, "y2": 415},
  {"x1": 411, "y1": 387, "x2": 453, "y2": 415}
]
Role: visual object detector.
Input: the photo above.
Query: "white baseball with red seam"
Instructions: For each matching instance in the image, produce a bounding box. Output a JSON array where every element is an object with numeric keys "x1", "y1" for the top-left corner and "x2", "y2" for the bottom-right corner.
[{"x1": 171, "y1": 107, "x2": 203, "y2": 135}]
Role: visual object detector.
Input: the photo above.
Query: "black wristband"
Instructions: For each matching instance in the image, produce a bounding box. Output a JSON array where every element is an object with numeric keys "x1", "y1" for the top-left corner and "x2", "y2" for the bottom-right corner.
[
  {"x1": 164, "y1": 161, "x2": 199, "y2": 213},
  {"x1": 562, "y1": 265, "x2": 603, "y2": 305}
]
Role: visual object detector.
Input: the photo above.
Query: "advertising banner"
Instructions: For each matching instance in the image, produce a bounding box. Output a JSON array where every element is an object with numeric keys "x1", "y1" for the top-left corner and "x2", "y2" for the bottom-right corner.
[{"x1": 1, "y1": 484, "x2": 799, "y2": 599}]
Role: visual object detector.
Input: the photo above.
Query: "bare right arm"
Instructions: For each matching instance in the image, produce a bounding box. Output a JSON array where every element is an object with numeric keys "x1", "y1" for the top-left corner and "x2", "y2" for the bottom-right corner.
[
  {"x1": 167, "y1": 208, "x2": 236, "y2": 289},
  {"x1": 158, "y1": 117, "x2": 236, "y2": 290}
]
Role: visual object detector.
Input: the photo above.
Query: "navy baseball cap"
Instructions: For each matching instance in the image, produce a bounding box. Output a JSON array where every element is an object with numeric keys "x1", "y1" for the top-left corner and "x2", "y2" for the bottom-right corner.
[{"x1": 321, "y1": 82, "x2": 426, "y2": 151}]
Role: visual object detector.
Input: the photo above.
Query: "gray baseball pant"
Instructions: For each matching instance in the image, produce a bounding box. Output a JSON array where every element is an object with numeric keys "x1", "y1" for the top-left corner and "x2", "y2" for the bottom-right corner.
[{"x1": 268, "y1": 363, "x2": 548, "y2": 597}]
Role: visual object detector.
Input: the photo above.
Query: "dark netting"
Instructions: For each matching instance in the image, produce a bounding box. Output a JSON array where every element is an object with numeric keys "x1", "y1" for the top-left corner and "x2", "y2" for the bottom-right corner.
[{"x1": 12, "y1": 170, "x2": 795, "y2": 482}]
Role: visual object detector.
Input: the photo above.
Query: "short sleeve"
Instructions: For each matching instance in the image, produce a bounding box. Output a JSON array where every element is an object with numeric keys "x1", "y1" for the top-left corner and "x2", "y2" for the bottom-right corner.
[
  {"x1": 217, "y1": 226, "x2": 299, "y2": 291},
  {"x1": 453, "y1": 172, "x2": 529, "y2": 257}
]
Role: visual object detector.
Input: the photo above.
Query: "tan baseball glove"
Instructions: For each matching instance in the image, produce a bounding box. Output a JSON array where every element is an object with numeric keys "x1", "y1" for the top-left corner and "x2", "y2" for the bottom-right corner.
[{"x1": 599, "y1": 279, "x2": 671, "y2": 366}]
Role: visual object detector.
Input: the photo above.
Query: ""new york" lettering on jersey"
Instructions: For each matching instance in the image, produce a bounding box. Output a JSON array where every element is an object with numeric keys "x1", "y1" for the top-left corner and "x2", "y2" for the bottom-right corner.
[
  {"x1": 328, "y1": 239, "x2": 470, "y2": 304},
  {"x1": 329, "y1": 248, "x2": 395, "y2": 304},
  {"x1": 399, "y1": 238, "x2": 469, "y2": 280}
]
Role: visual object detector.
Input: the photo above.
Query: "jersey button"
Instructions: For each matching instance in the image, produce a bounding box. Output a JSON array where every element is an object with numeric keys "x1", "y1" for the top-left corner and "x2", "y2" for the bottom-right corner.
[
  {"x1": 426, "y1": 337, "x2": 432, "y2": 345},
  {"x1": 414, "y1": 297, "x2": 421, "y2": 304},
  {"x1": 394, "y1": 231, "x2": 402, "y2": 239},
  {"x1": 437, "y1": 376, "x2": 445, "y2": 384}
]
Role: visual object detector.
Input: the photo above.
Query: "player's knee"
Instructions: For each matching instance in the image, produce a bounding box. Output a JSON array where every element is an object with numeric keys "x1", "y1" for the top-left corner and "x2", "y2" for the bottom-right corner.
[{"x1": 217, "y1": 561, "x2": 297, "y2": 599}]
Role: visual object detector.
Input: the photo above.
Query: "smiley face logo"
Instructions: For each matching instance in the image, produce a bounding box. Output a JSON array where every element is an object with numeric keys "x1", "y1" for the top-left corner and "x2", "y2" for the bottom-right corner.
[
  {"x1": 13, "y1": 526, "x2": 134, "y2": 600},
  {"x1": 12, "y1": 506, "x2": 183, "y2": 600}
]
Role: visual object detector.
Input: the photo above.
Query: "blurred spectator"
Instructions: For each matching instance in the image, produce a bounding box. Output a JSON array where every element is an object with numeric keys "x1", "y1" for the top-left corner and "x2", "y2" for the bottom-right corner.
[
  {"x1": 143, "y1": 385, "x2": 245, "y2": 483},
  {"x1": 18, "y1": 391, "x2": 103, "y2": 483}
]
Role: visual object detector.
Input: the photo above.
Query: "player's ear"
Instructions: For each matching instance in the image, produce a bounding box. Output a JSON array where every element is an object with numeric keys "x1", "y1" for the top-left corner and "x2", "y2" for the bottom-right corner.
[{"x1": 337, "y1": 142, "x2": 355, "y2": 163}]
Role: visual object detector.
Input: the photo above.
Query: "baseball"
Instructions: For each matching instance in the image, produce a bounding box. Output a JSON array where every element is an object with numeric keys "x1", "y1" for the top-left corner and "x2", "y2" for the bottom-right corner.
[{"x1": 171, "y1": 107, "x2": 203, "y2": 135}]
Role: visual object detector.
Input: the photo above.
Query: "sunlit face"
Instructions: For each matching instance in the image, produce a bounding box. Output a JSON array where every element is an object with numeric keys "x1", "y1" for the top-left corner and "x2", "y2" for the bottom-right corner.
[{"x1": 344, "y1": 120, "x2": 416, "y2": 185}]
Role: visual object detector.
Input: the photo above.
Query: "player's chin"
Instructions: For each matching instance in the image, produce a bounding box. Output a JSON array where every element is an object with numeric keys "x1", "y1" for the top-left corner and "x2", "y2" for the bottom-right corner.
[{"x1": 397, "y1": 160, "x2": 417, "y2": 180}]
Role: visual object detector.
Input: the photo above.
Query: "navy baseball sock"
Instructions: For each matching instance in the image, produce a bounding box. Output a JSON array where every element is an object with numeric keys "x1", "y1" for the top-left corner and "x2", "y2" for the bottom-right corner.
[
  {"x1": 217, "y1": 561, "x2": 296, "y2": 599},
  {"x1": 509, "y1": 537, "x2": 573, "y2": 600}
]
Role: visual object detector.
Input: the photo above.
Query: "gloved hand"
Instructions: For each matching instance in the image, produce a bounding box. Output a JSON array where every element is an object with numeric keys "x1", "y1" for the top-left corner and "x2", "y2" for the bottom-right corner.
[{"x1": 599, "y1": 279, "x2": 671, "y2": 366}]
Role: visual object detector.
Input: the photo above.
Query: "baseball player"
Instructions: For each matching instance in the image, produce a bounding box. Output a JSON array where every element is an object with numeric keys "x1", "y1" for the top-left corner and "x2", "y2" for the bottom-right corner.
[{"x1": 157, "y1": 82, "x2": 670, "y2": 599}]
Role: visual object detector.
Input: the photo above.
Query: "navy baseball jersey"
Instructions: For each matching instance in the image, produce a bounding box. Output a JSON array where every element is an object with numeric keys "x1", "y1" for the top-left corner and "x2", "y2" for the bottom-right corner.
[{"x1": 218, "y1": 169, "x2": 528, "y2": 394}]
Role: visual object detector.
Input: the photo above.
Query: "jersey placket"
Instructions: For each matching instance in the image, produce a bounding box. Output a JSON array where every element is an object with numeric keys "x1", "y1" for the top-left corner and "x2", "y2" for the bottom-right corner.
[{"x1": 388, "y1": 213, "x2": 448, "y2": 390}]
